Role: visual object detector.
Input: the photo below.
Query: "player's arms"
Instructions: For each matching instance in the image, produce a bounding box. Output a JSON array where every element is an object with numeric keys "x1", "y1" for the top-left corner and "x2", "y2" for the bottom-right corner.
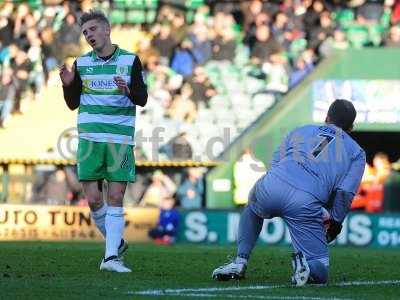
[
  {"x1": 128, "y1": 56, "x2": 148, "y2": 107},
  {"x1": 331, "y1": 149, "x2": 366, "y2": 223},
  {"x1": 61, "y1": 61, "x2": 81, "y2": 110}
]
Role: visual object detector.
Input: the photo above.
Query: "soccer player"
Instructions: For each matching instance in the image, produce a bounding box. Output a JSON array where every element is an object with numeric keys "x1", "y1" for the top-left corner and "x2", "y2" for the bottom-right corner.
[
  {"x1": 59, "y1": 10, "x2": 147, "y2": 272},
  {"x1": 212, "y1": 99, "x2": 366, "y2": 285}
]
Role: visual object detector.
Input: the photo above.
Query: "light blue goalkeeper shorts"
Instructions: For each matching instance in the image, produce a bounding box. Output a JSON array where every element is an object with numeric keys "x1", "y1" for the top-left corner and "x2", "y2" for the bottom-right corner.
[{"x1": 248, "y1": 172, "x2": 329, "y2": 264}]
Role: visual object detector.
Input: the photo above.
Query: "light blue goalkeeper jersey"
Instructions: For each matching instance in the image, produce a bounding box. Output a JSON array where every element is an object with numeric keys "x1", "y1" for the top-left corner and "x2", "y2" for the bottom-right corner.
[{"x1": 268, "y1": 124, "x2": 366, "y2": 203}]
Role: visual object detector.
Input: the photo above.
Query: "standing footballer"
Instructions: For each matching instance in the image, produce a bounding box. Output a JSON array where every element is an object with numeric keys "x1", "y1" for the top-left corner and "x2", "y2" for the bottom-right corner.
[
  {"x1": 212, "y1": 99, "x2": 366, "y2": 285},
  {"x1": 59, "y1": 10, "x2": 147, "y2": 272}
]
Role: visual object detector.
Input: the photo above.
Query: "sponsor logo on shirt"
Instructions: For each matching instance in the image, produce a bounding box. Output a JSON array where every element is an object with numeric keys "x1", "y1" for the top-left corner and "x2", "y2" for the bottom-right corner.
[
  {"x1": 83, "y1": 79, "x2": 117, "y2": 90},
  {"x1": 116, "y1": 65, "x2": 129, "y2": 76}
]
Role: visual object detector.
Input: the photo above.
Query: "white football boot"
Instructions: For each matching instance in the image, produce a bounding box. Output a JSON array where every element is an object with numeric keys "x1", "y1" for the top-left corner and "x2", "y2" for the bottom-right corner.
[
  {"x1": 100, "y1": 257, "x2": 132, "y2": 273},
  {"x1": 291, "y1": 252, "x2": 310, "y2": 286},
  {"x1": 212, "y1": 259, "x2": 247, "y2": 281}
]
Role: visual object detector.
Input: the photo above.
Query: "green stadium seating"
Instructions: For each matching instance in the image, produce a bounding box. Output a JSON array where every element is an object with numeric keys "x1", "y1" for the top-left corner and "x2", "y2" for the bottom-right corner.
[
  {"x1": 125, "y1": 0, "x2": 145, "y2": 9},
  {"x1": 109, "y1": 10, "x2": 126, "y2": 25},
  {"x1": 185, "y1": 0, "x2": 203, "y2": 9},
  {"x1": 144, "y1": 0, "x2": 158, "y2": 9},
  {"x1": 113, "y1": 0, "x2": 127, "y2": 9},
  {"x1": 126, "y1": 10, "x2": 146, "y2": 24},
  {"x1": 146, "y1": 10, "x2": 157, "y2": 23},
  {"x1": 28, "y1": 0, "x2": 42, "y2": 9}
]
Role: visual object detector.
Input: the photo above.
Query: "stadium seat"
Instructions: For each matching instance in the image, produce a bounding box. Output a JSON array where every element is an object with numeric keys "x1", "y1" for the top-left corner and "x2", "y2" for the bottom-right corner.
[
  {"x1": 146, "y1": 10, "x2": 157, "y2": 23},
  {"x1": 185, "y1": 0, "x2": 204, "y2": 9},
  {"x1": 113, "y1": 0, "x2": 127, "y2": 9},
  {"x1": 126, "y1": 10, "x2": 146, "y2": 24},
  {"x1": 125, "y1": 0, "x2": 145, "y2": 9},
  {"x1": 197, "y1": 109, "x2": 216, "y2": 124},
  {"x1": 28, "y1": 0, "x2": 42, "y2": 9},
  {"x1": 145, "y1": 0, "x2": 158, "y2": 9},
  {"x1": 109, "y1": 10, "x2": 126, "y2": 25},
  {"x1": 251, "y1": 93, "x2": 276, "y2": 111}
]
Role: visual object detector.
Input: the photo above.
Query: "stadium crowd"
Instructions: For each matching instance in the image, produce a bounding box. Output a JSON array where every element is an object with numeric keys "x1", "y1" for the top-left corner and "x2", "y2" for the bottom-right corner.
[{"x1": 2, "y1": 0, "x2": 400, "y2": 210}]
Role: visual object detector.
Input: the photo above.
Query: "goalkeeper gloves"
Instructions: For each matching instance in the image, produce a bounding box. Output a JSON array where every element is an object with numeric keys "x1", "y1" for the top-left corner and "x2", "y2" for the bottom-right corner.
[{"x1": 326, "y1": 219, "x2": 342, "y2": 243}]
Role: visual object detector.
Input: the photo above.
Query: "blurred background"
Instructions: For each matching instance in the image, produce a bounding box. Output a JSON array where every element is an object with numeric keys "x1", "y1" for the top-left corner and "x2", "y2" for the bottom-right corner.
[{"x1": 1, "y1": 0, "x2": 400, "y2": 245}]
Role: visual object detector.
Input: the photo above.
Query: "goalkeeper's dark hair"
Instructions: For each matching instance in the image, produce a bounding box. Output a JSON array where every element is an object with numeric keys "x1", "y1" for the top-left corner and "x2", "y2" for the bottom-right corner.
[
  {"x1": 327, "y1": 99, "x2": 356, "y2": 132},
  {"x1": 79, "y1": 9, "x2": 110, "y2": 27}
]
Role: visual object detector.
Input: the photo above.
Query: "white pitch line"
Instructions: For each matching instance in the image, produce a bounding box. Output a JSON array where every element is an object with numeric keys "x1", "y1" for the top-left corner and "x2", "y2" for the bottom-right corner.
[
  {"x1": 132, "y1": 284, "x2": 286, "y2": 295},
  {"x1": 129, "y1": 279, "x2": 400, "y2": 296},
  {"x1": 138, "y1": 292, "x2": 352, "y2": 300},
  {"x1": 334, "y1": 280, "x2": 400, "y2": 287}
]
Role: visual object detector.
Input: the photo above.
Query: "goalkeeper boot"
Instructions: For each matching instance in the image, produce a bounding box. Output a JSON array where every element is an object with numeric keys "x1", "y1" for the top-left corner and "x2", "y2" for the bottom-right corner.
[
  {"x1": 291, "y1": 252, "x2": 310, "y2": 287},
  {"x1": 117, "y1": 239, "x2": 128, "y2": 258},
  {"x1": 212, "y1": 259, "x2": 246, "y2": 281},
  {"x1": 100, "y1": 256, "x2": 131, "y2": 273}
]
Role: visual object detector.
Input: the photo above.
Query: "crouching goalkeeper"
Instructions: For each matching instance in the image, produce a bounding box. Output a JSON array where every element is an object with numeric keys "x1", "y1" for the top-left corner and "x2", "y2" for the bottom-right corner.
[{"x1": 212, "y1": 99, "x2": 366, "y2": 286}]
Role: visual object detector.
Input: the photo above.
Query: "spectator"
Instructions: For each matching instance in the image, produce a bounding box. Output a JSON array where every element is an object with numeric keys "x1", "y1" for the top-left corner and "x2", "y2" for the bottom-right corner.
[
  {"x1": 189, "y1": 23, "x2": 212, "y2": 65},
  {"x1": 10, "y1": 47, "x2": 32, "y2": 113},
  {"x1": 170, "y1": 12, "x2": 187, "y2": 45},
  {"x1": 272, "y1": 12, "x2": 291, "y2": 48},
  {"x1": 148, "y1": 197, "x2": 180, "y2": 245},
  {"x1": 250, "y1": 25, "x2": 282, "y2": 65},
  {"x1": 0, "y1": 67, "x2": 16, "y2": 128},
  {"x1": 212, "y1": 13, "x2": 237, "y2": 61},
  {"x1": 124, "y1": 173, "x2": 149, "y2": 207},
  {"x1": 189, "y1": 66, "x2": 216, "y2": 107},
  {"x1": 36, "y1": 167, "x2": 81, "y2": 205},
  {"x1": 167, "y1": 83, "x2": 197, "y2": 123},
  {"x1": 56, "y1": 13, "x2": 82, "y2": 61},
  {"x1": 319, "y1": 28, "x2": 350, "y2": 57},
  {"x1": 384, "y1": 25, "x2": 400, "y2": 47},
  {"x1": 177, "y1": 168, "x2": 204, "y2": 209},
  {"x1": 152, "y1": 22, "x2": 177, "y2": 64},
  {"x1": 304, "y1": 0, "x2": 325, "y2": 36},
  {"x1": 372, "y1": 152, "x2": 392, "y2": 184},
  {"x1": 170, "y1": 39, "x2": 196, "y2": 77},
  {"x1": 0, "y1": 14, "x2": 13, "y2": 47},
  {"x1": 233, "y1": 148, "x2": 266, "y2": 206},
  {"x1": 308, "y1": 11, "x2": 334, "y2": 50},
  {"x1": 160, "y1": 130, "x2": 194, "y2": 161},
  {"x1": 140, "y1": 170, "x2": 177, "y2": 207},
  {"x1": 391, "y1": 0, "x2": 400, "y2": 25},
  {"x1": 262, "y1": 52, "x2": 289, "y2": 94},
  {"x1": 289, "y1": 54, "x2": 315, "y2": 88}
]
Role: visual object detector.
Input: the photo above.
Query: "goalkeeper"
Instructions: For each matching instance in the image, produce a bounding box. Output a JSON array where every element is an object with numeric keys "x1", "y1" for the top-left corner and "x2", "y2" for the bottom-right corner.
[
  {"x1": 212, "y1": 99, "x2": 365, "y2": 285},
  {"x1": 59, "y1": 10, "x2": 147, "y2": 272}
]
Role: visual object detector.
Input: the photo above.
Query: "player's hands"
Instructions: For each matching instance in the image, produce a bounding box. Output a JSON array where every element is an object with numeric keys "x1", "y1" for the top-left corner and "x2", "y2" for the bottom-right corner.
[
  {"x1": 59, "y1": 63, "x2": 75, "y2": 87},
  {"x1": 114, "y1": 76, "x2": 130, "y2": 96},
  {"x1": 326, "y1": 219, "x2": 342, "y2": 243}
]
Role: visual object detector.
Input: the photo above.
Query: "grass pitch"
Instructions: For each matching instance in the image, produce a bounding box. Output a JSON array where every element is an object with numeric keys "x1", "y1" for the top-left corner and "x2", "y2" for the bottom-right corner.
[{"x1": 0, "y1": 242, "x2": 399, "y2": 299}]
